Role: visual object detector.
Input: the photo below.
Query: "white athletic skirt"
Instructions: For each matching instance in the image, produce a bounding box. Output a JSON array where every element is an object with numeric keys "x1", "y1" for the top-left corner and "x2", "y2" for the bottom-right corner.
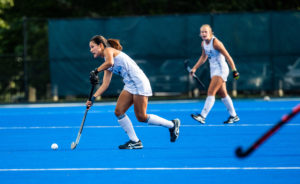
[
  {"x1": 210, "y1": 62, "x2": 229, "y2": 82},
  {"x1": 123, "y1": 72, "x2": 153, "y2": 97}
]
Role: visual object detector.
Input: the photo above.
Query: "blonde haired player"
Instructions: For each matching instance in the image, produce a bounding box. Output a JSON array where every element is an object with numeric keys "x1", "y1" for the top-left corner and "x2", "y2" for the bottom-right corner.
[
  {"x1": 190, "y1": 24, "x2": 240, "y2": 124},
  {"x1": 87, "y1": 35, "x2": 180, "y2": 149}
]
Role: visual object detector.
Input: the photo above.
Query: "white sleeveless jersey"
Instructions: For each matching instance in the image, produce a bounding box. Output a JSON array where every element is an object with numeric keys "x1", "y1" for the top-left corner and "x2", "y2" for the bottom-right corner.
[
  {"x1": 106, "y1": 52, "x2": 152, "y2": 96},
  {"x1": 203, "y1": 36, "x2": 229, "y2": 81}
]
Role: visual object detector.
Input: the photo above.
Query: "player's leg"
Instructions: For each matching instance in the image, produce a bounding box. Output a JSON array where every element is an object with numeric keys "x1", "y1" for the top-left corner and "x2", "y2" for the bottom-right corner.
[
  {"x1": 218, "y1": 83, "x2": 239, "y2": 124},
  {"x1": 133, "y1": 95, "x2": 180, "y2": 142},
  {"x1": 115, "y1": 90, "x2": 142, "y2": 149},
  {"x1": 191, "y1": 76, "x2": 223, "y2": 124}
]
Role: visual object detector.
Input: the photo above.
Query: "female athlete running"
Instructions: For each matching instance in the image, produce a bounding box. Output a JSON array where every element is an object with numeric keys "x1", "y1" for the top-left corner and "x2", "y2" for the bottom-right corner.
[{"x1": 87, "y1": 35, "x2": 180, "y2": 149}]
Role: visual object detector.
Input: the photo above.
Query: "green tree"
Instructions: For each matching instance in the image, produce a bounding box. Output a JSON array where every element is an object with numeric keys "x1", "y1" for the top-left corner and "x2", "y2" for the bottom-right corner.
[{"x1": 0, "y1": 0, "x2": 13, "y2": 29}]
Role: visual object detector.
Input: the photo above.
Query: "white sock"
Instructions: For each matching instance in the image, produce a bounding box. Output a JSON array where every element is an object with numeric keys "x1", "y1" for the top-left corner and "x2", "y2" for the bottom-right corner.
[
  {"x1": 147, "y1": 114, "x2": 174, "y2": 128},
  {"x1": 221, "y1": 95, "x2": 237, "y2": 117},
  {"x1": 201, "y1": 96, "x2": 215, "y2": 118},
  {"x1": 117, "y1": 114, "x2": 139, "y2": 142}
]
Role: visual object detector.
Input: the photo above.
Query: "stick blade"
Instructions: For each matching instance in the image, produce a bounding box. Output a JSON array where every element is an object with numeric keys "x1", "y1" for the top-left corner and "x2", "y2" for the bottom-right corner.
[
  {"x1": 71, "y1": 142, "x2": 77, "y2": 150},
  {"x1": 235, "y1": 147, "x2": 247, "y2": 158}
]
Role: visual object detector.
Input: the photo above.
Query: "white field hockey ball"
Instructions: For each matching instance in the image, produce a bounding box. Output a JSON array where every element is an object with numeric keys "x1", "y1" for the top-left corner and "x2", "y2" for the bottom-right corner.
[{"x1": 51, "y1": 143, "x2": 58, "y2": 150}]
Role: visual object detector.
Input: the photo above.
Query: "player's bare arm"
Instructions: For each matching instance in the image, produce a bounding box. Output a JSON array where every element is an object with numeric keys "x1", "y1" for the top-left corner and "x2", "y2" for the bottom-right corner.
[
  {"x1": 96, "y1": 48, "x2": 115, "y2": 72},
  {"x1": 213, "y1": 38, "x2": 236, "y2": 71},
  {"x1": 191, "y1": 44, "x2": 208, "y2": 74},
  {"x1": 94, "y1": 70, "x2": 113, "y2": 97}
]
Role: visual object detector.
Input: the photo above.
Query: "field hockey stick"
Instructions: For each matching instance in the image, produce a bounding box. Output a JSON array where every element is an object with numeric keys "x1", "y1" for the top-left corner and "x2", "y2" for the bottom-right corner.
[
  {"x1": 71, "y1": 84, "x2": 95, "y2": 150},
  {"x1": 236, "y1": 104, "x2": 300, "y2": 158},
  {"x1": 184, "y1": 59, "x2": 206, "y2": 89}
]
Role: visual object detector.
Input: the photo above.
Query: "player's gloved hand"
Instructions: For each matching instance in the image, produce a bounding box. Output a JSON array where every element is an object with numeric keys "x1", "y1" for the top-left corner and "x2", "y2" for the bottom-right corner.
[
  {"x1": 89, "y1": 68, "x2": 99, "y2": 85},
  {"x1": 190, "y1": 68, "x2": 197, "y2": 77},
  {"x1": 232, "y1": 70, "x2": 240, "y2": 80}
]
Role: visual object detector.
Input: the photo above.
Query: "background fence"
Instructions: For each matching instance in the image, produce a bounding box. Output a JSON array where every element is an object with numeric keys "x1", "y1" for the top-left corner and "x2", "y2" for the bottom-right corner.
[
  {"x1": 0, "y1": 11, "x2": 300, "y2": 103},
  {"x1": 48, "y1": 11, "x2": 300, "y2": 98}
]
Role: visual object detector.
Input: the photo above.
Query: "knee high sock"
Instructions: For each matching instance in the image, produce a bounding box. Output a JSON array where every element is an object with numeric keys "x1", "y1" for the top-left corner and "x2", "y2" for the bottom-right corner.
[
  {"x1": 146, "y1": 114, "x2": 174, "y2": 128},
  {"x1": 117, "y1": 114, "x2": 139, "y2": 142},
  {"x1": 221, "y1": 95, "x2": 237, "y2": 117},
  {"x1": 201, "y1": 96, "x2": 215, "y2": 118}
]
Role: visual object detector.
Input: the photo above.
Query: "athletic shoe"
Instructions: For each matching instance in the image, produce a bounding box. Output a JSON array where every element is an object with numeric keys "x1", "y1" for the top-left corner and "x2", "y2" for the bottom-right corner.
[
  {"x1": 118, "y1": 140, "x2": 143, "y2": 149},
  {"x1": 191, "y1": 113, "x2": 206, "y2": 124},
  {"x1": 224, "y1": 115, "x2": 240, "y2": 124},
  {"x1": 169, "y1": 118, "x2": 180, "y2": 142}
]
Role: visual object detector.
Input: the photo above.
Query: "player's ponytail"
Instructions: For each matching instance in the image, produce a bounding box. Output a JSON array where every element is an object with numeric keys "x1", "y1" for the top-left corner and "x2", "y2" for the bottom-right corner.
[
  {"x1": 90, "y1": 35, "x2": 123, "y2": 51},
  {"x1": 107, "y1": 39, "x2": 123, "y2": 51}
]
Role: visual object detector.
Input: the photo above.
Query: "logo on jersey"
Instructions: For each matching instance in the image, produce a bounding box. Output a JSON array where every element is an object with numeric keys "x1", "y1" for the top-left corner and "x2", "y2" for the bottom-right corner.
[{"x1": 206, "y1": 49, "x2": 213, "y2": 60}]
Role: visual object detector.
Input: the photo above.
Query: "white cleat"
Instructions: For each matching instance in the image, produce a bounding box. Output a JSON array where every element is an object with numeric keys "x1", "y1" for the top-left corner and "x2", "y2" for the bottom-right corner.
[
  {"x1": 191, "y1": 113, "x2": 206, "y2": 124},
  {"x1": 224, "y1": 115, "x2": 240, "y2": 124},
  {"x1": 169, "y1": 118, "x2": 180, "y2": 142}
]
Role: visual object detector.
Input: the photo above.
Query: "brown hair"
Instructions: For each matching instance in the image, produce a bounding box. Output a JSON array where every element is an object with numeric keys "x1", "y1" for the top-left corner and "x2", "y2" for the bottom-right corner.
[
  {"x1": 107, "y1": 39, "x2": 123, "y2": 51},
  {"x1": 90, "y1": 35, "x2": 123, "y2": 51}
]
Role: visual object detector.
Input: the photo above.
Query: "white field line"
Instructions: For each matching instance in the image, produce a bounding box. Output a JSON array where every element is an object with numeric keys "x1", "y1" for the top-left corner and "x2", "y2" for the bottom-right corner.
[
  {"x1": 1, "y1": 167, "x2": 300, "y2": 172},
  {"x1": 0, "y1": 107, "x2": 298, "y2": 116},
  {"x1": 0, "y1": 98, "x2": 299, "y2": 108}
]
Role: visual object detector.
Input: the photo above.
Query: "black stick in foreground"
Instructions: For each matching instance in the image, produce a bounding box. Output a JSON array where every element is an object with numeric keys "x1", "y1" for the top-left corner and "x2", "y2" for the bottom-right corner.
[{"x1": 236, "y1": 104, "x2": 300, "y2": 158}]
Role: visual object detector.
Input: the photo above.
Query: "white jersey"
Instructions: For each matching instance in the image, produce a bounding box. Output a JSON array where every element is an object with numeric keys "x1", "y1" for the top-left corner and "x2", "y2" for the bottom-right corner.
[
  {"x1": 203, "y1": 36, "x2": 229, "y2": 81},
  {"x1": 106, "y1": 52, "x2": 152, "y2": 96}
]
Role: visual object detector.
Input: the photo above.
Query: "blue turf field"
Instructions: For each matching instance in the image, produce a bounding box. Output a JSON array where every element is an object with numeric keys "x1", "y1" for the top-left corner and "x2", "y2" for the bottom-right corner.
[{"x1": 0, "y1": 98, "x2": 300, "y2": 184}]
